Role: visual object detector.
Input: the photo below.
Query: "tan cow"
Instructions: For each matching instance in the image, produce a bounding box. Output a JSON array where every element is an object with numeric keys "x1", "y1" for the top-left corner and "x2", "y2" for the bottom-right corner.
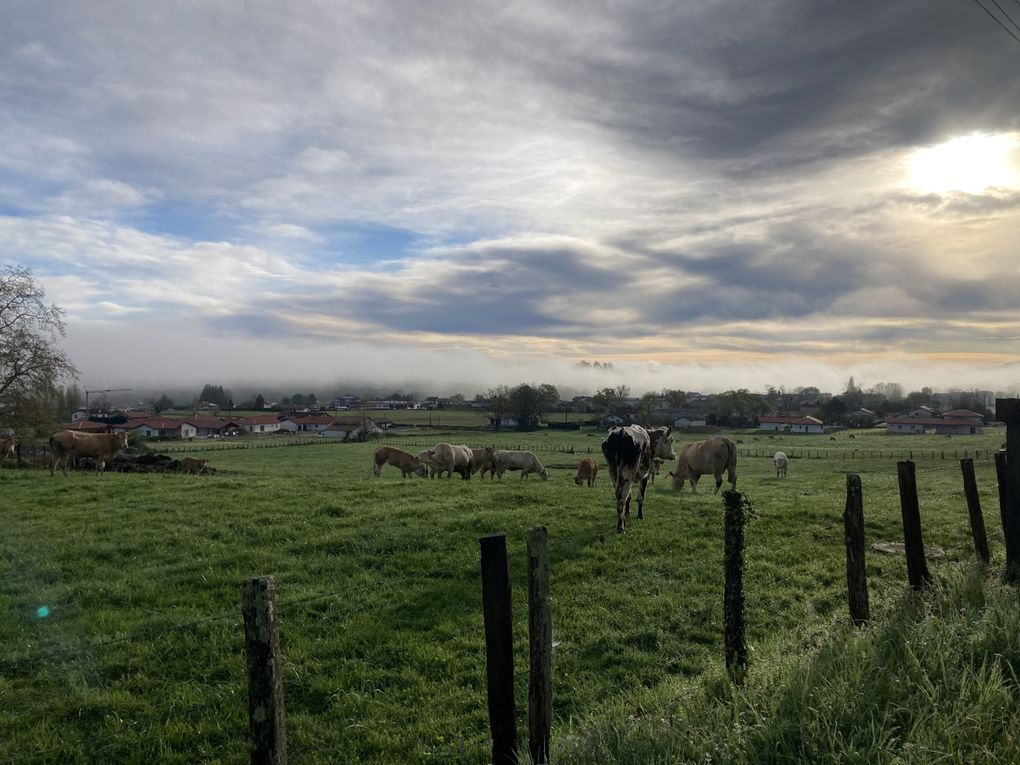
[
  {"x1": 0, "y1": 436, "x2": 17, "y2": 464},
  {"x1": 574, "y1": 457, "x2": 598, "y2": 487},
  {"x1": 670, "y1": 436, "x2": 737, "y2": 494},
  {"x1": 493, "y1": 450, "x2": 548, "y2": 480},
  {"x1": 49, "y1": 430, "x2": 129, "y2": 477},
  {"x1": 373, "y1": 446, "x2": 425, "y2": 478},
  {"x1": 469, "y1": 447, "x2": 497, "y2": 479},
  {"x1": 417, "y1": 442, "x2": 472, "y2": 479},
  {"x1": 181, "y1": 457, "x2": 209, "y2": 475}
]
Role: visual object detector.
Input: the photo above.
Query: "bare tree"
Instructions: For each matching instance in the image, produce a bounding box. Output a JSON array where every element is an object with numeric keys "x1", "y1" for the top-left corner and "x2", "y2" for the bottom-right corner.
[{"x1": 0, "y1": 265, "x2": 78, "y2": 433}]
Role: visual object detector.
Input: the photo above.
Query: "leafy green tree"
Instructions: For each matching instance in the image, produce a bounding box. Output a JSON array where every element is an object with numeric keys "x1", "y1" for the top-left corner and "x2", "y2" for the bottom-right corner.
[
  {"x1": 538, "y1": 383, "x2": 560, "y2": 412},
  {"x1": 662, "y1": 389, "x2": 686, "y2": 408},
  {"x1": 487, "y1": 385, "x2": 511, "y2": 429},
  {"x1": 638, "y1": 392, "x2": 661, "y2": 426},
  {"x1": 715, "y1": 389, "x2": 771, "y2": 427},
  {"x1": 592, "y1": 385, "x2": 630, "y2": 413},
  {"x1": 509, "y1": 383, "x2": 544, "y2": 429}
]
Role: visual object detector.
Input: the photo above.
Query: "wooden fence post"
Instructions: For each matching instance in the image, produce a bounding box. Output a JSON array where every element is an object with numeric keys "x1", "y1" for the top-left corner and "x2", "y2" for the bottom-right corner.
[
  {"x1": 996, "y1": 399, "x2": 1020, "y2": 582},
  {"x1": 897, "y1": 461, "x2": 931, "y2": 590},
  {"x1": 723, "y1": 490, "x2": 748, "y2": 681},
  {"x1": 480, "y1": 533, "x2": 518, "y2": 765},
  {"x1": 960, "y1": 458, "x2": 990, "y2": 565},
  {"x1": 242, "y1": 576, "x2": 287, "y2": 765},
  {"x1": 527, "y1": 527, "x2": 552, "y2": 765},
  {"x1": 843, "y1": 474, "x2": 869, "y2": 626},
  {"x1": 995, "y1": 450, "x2": 1008, "y2": 542}
]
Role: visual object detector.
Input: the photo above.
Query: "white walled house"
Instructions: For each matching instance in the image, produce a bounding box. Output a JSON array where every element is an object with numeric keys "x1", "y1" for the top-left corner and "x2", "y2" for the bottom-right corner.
[
  {"x1": 759, "y1": 415, "x2": 824, "y2": 434},
  {"x1": 237, "y1": 415, "x2": 284, "y2": 434}
]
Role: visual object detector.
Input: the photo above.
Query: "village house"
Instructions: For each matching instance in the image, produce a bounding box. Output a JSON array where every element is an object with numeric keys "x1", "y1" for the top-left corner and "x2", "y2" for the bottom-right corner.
[
  {"x1": 321, "y1": 418, "x2": 383, "y2": 440},
  {"x1": 235, "y1": 414, "x2": 284, "y2": 435},
  {"x1": 885, "y1": 409, "x2": 984, "y2": 435},
  {"x1": 758, "y1": 415, "x2": 825, "y2": 434}
]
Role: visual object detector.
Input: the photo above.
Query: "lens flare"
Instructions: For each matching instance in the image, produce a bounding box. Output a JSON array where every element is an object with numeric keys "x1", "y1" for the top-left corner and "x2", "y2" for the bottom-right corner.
[{"x1": 36, "y1": 606, "x2": 50, "y2": 618}]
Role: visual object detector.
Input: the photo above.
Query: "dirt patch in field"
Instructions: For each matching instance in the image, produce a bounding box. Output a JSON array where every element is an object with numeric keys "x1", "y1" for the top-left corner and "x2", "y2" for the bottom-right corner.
[{"x1": 871, "y1": 541, "x2": 946, "y2": 558}]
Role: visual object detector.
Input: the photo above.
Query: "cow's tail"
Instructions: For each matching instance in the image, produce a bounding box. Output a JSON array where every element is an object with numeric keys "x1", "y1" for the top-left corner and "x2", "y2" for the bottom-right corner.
[{"x1": 726, "y1": 438, "x2": 737, "y2": 486}]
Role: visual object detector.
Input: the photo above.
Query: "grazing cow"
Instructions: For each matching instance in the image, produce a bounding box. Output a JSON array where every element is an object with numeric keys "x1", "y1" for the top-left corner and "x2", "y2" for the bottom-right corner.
[
  {"x1": 373, "y1": 446, "x2": 426, "y2": 478},
  {"x1": 773, "y1": 451, "x2": 789, "y2": 479},
  {"x1": 49, "y1": 430, "x2": 129, "y2": 477},
  {"x1": 470, "y1": 447, "x2": 497, "y2": 479},
  {"x1": 493, "y1": 450, "x2": 548, "y2": 480},
  {"x1": 417, "y1": 442, "x2": 472, "y2": 479},
  {"x1": 0, "y1": 436, "x2": 16, "y2": 464},
  {"x1": 574, "y1": 457, "x2": 598, "y2": 487},
  {"x1": 601, "y1": 425, "x2": 676, "y2": 533},
  {"x1": 181, "y1": 457, "x2": 209, "y2": 475},
  {"x1": 670, "y1": 436, "x2": 737, "y2": 494}
]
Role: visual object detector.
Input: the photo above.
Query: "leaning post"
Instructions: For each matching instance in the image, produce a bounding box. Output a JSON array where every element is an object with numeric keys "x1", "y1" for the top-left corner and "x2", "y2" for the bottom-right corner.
[
  {"x1": 960, "y1": 458, "x2": 990, "y2": 565},
  {"x1": 996, "y1": 399, "x2": 1020, "y2": 582},
  {"x1": 897, "y1": 461, "x2": 931, "y2": 590}
]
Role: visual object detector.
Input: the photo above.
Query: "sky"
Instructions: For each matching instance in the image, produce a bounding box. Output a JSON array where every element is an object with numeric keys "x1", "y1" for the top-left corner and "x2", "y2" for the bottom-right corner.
[{"x1": 3, "y1": 1, "x2": 1020, "y2": 398}]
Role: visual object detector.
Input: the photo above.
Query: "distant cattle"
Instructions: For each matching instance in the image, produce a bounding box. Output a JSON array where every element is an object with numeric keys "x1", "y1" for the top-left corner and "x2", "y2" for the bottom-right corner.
[
  {"x1": 0, "y1": 436, "x2": 16, "y2": 464},
  {"x1": 574, "y1": 457, "x2": 598, "y2": 487},
  {"x1": 470, "y1": 447, "x2": 497, "y2": 479},
  {"x1": 417, "y1": 442, "x2": 472, "y2": 479},
  {"x1": 773, "y1": 451, "x2": 789, "y2": 479},
  {"x1": 181, "y1": 457, "x2": 209, "y2": 475},
  {"x1": 49, "y1": 430, "x2": 129, "y2": 477},
  {"x1": 601, "y1": 425, "x2": 676, "y2": 532},
  {"x1": 373, "y1": 446, "x2": 425, "y2": 478},
  {"x1": 493, "y1": 450, "x2": 548, "y2": 480},
  {"x1": 670, "y1": 436, "x2": 737, "y2": 494}
]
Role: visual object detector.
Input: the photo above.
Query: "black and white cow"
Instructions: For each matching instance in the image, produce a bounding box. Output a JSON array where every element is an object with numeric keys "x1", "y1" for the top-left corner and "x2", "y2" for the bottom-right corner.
[{"x1": 601, "y1": 425, "x2": 676, "y2": 533}]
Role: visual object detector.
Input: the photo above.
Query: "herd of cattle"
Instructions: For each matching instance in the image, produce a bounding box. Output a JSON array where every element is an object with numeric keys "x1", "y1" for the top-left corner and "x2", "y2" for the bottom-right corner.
[
  {"x1": 373, "y1": 426, "x2": 776, "y2": 533},
  {"x1": 7, "y1": 426, "x2": 791, "y2": 533}
]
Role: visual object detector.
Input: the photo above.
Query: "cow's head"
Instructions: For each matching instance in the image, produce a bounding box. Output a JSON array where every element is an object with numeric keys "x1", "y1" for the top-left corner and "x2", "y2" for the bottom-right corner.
[
  {"x1": 116, "y1": 432, "x2": 129, "y2": 448},
  {"x1": 650, "y1": 427, "x2": 675, "y2": 461}
]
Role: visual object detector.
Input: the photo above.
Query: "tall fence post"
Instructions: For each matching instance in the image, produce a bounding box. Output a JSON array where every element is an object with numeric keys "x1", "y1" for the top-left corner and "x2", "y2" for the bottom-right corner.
[
  {"x1": 960, "y1": 458, "x2": 990, "y2": 565},
  {"x1": 995, "y1": 450, "x2": 1008, "y2": 541},
  {"x1": 241, "y1": 576, "x2": 287, "y2": 765},
  {"x1": 527, "y1": 527, "x2": 552, "y2": 765},
  {"x1": 723, "y1": 490, "x2": 748, "y2": 681},
  {"x1": 480, "y1": 533, "x2": 518, "y2": 765},
  {"x1": 897, "y1": 461, "x2": 931, "y2": 590},
  {"x1": 996, "y1": 399, "x2": 1020, "y2": 582},
  {"x1": 843, "y1": 474, "x2": 869, "y2": 626}
]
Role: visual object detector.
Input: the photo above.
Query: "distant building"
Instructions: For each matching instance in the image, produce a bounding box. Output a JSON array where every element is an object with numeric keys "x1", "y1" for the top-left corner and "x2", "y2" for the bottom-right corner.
[
  {"x1": 886, "y1": 409, "x2": 984, "y2": 436},
  {"x1": 759, "y1": 415, "x2": 824, "y2": 434}
]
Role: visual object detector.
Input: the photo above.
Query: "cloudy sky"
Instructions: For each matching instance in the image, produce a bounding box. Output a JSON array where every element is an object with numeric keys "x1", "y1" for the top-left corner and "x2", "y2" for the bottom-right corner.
[{"x1": 3, "y1": 1, "x2": 1020, "y2": 397}]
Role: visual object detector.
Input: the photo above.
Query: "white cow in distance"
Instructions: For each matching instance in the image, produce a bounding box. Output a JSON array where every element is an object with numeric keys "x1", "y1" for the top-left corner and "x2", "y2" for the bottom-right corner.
[{"x1": 773, "y1": 451, "x2": 789, "y2": 479}]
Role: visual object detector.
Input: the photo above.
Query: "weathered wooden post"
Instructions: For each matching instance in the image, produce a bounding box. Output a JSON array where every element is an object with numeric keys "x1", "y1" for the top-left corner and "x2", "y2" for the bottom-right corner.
[
  {"x1": 241, "y1": 576, "x2": 287, "y2": 765},
  {"x1": 527, "y1": 527, "x2": 552, "y2": 765},
  {"x1": 960, "y1": 458, "x2": 990, "y2": 565},
  {"x1": 480, "y1": 532, "x2": 518, "y2": 765},
  {"x1": 896, "y1": 461, "x2": 931, "y2": 590},
  {"x1": 843, "y1": 474, "x2": 869, "y2": 626},
  {"x1": 996, "y1": 399, "x2": 1020, "y2": 582},
  {"x1": 723, "y1": 490, "x2": 748, "y2": 681},
  {"x1": 995, "y1": 450, "x2": 1008, "y2": 539}
]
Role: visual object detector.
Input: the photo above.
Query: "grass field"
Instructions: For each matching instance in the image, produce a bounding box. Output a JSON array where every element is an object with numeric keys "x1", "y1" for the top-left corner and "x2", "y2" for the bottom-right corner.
[{"x1": 0, "y1": 427, "x2": 1013, "y2": 763}]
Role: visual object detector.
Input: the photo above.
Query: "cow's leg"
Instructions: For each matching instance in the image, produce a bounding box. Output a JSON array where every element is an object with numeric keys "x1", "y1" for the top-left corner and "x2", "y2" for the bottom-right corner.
[
  {"x1": 713, "y1": 473, "x2": 723, "y2": 494},
  {"x1": 616, "y1": 478, "x2": 631, "y2": 532},
  {"x1": 635, "y1": 475, "x2": 651, "y2": 520},
  {"x1": 690, "y1": 476, "x2": 699, "y2": 493},
  {"x1": 728, "y1": 467, "x2": 737, "y2": 490}
]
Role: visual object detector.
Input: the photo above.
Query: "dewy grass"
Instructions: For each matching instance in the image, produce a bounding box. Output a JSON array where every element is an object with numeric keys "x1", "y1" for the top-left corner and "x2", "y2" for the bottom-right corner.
[
  {"x1": 0, "y1": 427, "x2": 1013, "y2": 763},
  {"x1": 555, "y1": 565, "x2": 1020, "y2": 765}
]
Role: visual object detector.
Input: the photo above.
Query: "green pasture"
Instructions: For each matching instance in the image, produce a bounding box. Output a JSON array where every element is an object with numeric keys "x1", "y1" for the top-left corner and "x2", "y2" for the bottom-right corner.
[{"x1": 0, "y1": 427, "x2": 1012, "y2": 763}]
